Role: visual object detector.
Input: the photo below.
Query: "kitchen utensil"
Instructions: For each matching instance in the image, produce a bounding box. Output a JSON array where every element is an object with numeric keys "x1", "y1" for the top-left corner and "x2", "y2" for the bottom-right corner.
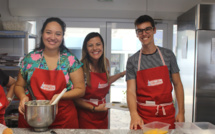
[
  {"x1": 51, "y1": 88, "x2": 67, "y2": 105},
  {"x1": 50, "y1": 130, "x2": 57, "y2": 134},
  {"x1": 25, "y1": 100, "x2": 56, "y2": 132},
  {"x1": 27, "y1": 86, "x2": 37, "y2": 105}
]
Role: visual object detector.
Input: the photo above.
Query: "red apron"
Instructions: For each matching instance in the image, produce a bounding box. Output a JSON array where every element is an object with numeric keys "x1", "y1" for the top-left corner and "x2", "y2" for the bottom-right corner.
[
  {"x1": 136, "y1": 47, "x2": 175, "y2": 129},
  {"x1": 18, "y1": 54, "x2": 78, "y2": 128},
  {"x1": 0, "y1": 85, "x2": 8, "y2": 125},
  {"x1": 78, "y1": 72, "x2": 110, "y2": 129}
]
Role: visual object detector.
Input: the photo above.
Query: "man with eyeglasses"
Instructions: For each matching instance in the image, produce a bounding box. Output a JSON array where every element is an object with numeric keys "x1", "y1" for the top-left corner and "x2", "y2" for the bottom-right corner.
[{"x1": 126, "y1": 15, "x2": 185, "y2": 130}]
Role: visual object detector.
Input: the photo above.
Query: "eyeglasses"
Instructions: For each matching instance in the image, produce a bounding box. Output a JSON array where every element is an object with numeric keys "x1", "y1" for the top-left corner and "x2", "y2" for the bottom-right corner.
[{"x1": 136, "y1": 27, "x2": 154, "y2": 35}]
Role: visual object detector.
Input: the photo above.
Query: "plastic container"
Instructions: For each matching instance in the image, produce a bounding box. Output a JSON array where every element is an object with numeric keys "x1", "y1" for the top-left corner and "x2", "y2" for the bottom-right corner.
[
  {"x1": 193, "y1": 122, "x2": 215, "y2": 134},
  {"x1": 142, "y1": 121, "x2": 170, "y2": 134},
  {"x1": 194, "y1": 122, "x2": 215, "y2": 129},
  {"x1": 0, "y1": 123, "x2": 7, "y2": 134},
  {"x1": 175, "y1": 122, "x2": 201, "y2": 134},
  {"x1": 2, "y1": 21, "x2": 32, "y2": 33}
]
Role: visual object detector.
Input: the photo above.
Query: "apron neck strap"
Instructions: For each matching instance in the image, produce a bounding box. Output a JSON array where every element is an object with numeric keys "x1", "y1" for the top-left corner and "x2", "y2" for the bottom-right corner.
[
  {"x1": 138, "y1": 49, "x2": 142, "y2": 71},
  {"x1": 156, "y1": 46, "x2": 166, "y2": 66},
  {"x1": 138, "y1": 46, "x2": 166, "y2": 71}
]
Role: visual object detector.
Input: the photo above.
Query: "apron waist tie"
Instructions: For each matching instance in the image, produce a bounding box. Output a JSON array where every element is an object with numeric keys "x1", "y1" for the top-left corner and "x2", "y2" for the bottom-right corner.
[
  {"x1": 137, "y1": 101, "x2": 173, "y2": 116},
  {"x1": 82, "y1": 98, "x2": 105, "y2": 105}
]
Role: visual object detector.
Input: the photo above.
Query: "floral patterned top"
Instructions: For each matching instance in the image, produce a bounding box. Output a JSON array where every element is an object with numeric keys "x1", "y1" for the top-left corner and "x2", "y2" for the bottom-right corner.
[{"x1": 20, "y1": 49, "x2": 83, "y2": 93}]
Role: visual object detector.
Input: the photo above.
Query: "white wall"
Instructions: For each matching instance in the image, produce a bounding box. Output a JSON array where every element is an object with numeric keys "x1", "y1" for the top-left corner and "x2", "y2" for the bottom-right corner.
[
  {"x1": 0, "y1": 0, "x2": 13, "y2": 20},
  {"x1": 0, "y1": 0, "x2": 177, "y2": 52}
]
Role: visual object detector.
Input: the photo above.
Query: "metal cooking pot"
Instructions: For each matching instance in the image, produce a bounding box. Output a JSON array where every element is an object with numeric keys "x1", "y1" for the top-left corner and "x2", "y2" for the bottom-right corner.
[{"x1": 25, "y1": 100, "x2": 56, "y2": 132}]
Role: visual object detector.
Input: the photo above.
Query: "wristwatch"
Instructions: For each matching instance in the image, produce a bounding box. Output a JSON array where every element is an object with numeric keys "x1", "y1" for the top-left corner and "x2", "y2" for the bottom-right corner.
[{"x1": 92, "y1": 106, "x2": 95, "y2": 112}]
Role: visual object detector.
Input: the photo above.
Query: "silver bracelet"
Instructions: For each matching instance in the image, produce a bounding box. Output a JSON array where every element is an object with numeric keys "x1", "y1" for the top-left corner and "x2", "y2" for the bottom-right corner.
[{"x1": 7, "y1": 97, "x2": 12, "y2": 102}]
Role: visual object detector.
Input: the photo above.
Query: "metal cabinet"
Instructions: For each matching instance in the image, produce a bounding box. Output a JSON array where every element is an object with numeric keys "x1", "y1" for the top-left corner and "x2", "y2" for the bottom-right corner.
[{"x1": 0, "y1": 31, "x2": 37, "y2": 127}]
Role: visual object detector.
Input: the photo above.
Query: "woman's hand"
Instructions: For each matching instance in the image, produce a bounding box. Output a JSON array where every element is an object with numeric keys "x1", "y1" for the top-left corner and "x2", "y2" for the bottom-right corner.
[
  {"x1": 120, "y1": 71, "x2": 126, "y2": 77},
  {"x1": 50, "y1": 94, "x2": 59, "y2": 114},
  {"x1": 94, "y1": 103, "x2": 109, "y2": 112},
  {"x1": 18, "y1": 95, "x2": 29, "y2": 115},
  {"x1": 50, "y1": 94, "x2": 59, "y2": 104}
]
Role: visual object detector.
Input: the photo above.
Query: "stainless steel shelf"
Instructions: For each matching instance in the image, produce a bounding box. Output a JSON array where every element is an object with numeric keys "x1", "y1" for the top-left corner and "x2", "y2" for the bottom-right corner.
[
  {"x1": 0, "y1": 66, "x2": 19, "y2": 71},
  {"x1": 0, "y1": 30, "x2": 37, "y2": 55},
  {"x1": 0, "y1": 30, "x2": 37, "y2": 38}
]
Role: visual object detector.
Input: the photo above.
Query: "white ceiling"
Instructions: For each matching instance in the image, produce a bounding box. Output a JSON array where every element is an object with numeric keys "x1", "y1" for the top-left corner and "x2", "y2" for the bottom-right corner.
[{"x1": 8, "y1": 0, "x2": 215, "y2": 21}]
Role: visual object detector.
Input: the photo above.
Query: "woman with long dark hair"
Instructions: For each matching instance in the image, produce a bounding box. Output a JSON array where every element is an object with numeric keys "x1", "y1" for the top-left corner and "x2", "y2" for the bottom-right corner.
[
  {"x1": 15, "y1": 17, "x2": 85, "y2": 128},
  {"x1": 75, "y1": 32, "x2": 125, "y2": 129}
]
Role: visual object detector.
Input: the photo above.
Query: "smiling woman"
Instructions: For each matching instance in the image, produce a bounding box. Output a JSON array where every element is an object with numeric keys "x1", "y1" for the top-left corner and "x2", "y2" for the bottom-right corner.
[
  {"x1": 86, "y1": 36, "x2": 104, "y2": 62},
  {"x1": 74, "y1": 32, "x2": 126, "y2": 129},
  {"x1": 14, "y1": 17, "x2": 85, "y2": 129},
  {"x1": 42, "y1": 21, "x2": 63, "y2": 51}
]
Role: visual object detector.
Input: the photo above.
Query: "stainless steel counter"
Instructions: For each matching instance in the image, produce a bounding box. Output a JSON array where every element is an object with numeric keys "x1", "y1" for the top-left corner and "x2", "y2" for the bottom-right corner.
[{"x1": 12, "y1": 128, "x2": 176, "y2": 134}]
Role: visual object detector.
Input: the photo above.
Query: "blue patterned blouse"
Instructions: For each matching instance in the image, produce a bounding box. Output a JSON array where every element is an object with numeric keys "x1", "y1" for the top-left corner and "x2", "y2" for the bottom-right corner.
[{"x1": 20, "y1": 49, "x2": 83, "y2": 93}]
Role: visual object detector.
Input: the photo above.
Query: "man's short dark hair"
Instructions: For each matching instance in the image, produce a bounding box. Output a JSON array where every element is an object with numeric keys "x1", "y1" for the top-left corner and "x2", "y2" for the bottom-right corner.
[{"x1": 134, "y1": 15, "x2": 155, "y2": 28}]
